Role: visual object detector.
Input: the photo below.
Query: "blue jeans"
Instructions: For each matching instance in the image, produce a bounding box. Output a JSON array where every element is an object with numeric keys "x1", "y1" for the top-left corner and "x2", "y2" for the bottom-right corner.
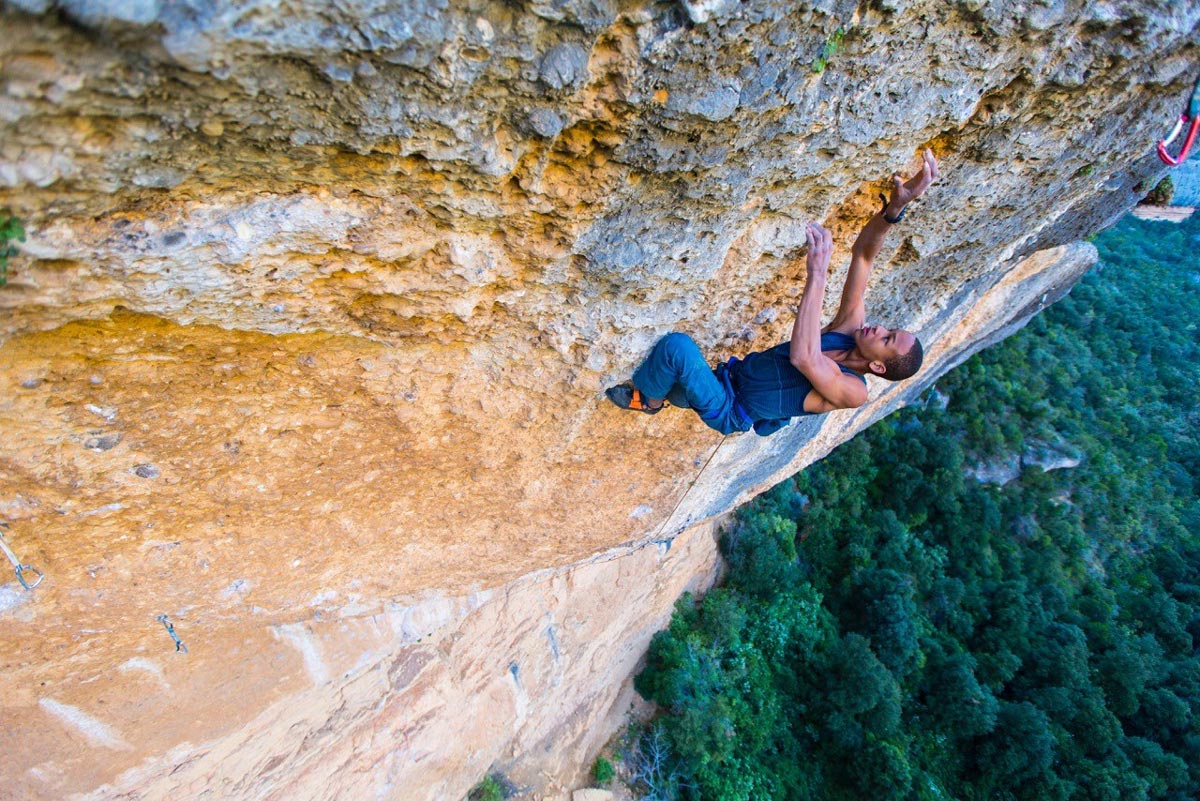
[{"x1": 632, "y1": 333, "x2": 753, "y2": 435}]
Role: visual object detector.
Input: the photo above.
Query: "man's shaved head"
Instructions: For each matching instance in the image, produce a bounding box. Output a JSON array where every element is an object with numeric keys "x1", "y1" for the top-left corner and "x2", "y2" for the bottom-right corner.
[{"x1": 882, "y1": 335, "x2": 923, "y2": 381}]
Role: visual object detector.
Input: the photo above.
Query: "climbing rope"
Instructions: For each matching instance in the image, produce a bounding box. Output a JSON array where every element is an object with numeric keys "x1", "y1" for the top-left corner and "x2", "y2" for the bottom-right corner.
[
  {"x1": 0, "y1": 522, "x2": 43, "y2": 590},
  {"x1": 1157, "y1": 74, "x2": 1200, "y2": 166},
  {"x1": 651, "y1": 434, "x2": 729, "y2": 543}
]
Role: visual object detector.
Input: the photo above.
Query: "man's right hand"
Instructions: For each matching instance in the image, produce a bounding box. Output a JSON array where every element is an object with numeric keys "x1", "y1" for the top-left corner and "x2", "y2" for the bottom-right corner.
[
  {"x1": 805, "y1": 221, "x2": 833, "y2": 279},
  {"x1": 889, "y1": 148, "x2": 940, "y2": 211}
]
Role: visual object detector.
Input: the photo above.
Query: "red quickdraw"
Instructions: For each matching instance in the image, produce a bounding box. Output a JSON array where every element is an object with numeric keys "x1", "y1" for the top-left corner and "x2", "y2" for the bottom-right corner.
[{"x1": 1158, "y1": 74, "x2": 1200, "y2": 167}]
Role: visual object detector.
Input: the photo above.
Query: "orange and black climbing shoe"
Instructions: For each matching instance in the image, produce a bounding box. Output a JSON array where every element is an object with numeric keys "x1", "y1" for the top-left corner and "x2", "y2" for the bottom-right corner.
[{"x1": 606, "y1": 384, "x2": 664, "y2": 415}]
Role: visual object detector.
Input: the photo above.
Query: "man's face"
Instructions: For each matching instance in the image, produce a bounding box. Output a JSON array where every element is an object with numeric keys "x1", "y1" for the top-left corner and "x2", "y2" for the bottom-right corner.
[{"x1": 855, "y1": 325, "x2": 916, "y2": 374}]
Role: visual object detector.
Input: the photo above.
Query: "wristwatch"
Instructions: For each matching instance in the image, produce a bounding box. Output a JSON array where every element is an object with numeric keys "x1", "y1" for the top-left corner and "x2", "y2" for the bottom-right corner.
[{"x1": 879, "y1": 193, "x2": 906, "y2": 224}]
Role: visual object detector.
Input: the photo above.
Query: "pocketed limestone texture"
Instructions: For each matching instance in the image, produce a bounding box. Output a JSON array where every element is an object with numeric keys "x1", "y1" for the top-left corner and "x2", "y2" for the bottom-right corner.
[{"x1": 0, "y1": 1, "x2": 1197, "y2": 798}]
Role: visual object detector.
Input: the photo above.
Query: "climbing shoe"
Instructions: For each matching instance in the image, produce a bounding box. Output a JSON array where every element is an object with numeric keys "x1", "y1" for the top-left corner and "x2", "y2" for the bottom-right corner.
[{"x1": 605, "y1": 384, "x2": 664, "y2": 414}]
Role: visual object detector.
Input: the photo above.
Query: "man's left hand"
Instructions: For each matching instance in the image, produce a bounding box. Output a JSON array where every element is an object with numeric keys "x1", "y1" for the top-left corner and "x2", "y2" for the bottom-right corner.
[{"x1": 804, "y1": 221, "x2": 833, "y2": 279}]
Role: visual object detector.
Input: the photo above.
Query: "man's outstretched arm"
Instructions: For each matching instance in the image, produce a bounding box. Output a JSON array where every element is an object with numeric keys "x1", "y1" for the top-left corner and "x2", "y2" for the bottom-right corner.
[
  {"x1": 789, "y1": 222, "x2": 868, "y2": 410},
  {"x1": 825, "y1": 149, "x2": 940, "y2": 335}
]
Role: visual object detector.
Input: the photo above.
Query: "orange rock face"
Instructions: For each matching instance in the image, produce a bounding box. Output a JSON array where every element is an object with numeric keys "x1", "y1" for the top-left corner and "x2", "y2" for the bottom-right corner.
[{"x1": 0, "y1": 1, "x2": 1196, "y2": 798}]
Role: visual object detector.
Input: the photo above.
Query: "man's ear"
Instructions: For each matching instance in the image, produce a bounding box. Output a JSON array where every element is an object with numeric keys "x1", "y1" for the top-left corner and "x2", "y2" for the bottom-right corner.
[{"x1": 869, "y1": 360, "x2": 887, "y2": 376}]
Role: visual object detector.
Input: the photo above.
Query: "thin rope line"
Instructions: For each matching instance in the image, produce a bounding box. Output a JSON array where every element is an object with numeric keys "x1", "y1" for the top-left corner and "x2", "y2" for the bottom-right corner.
[{"x1": 651, "y1": 434, "x2": 729, "y2": 542}]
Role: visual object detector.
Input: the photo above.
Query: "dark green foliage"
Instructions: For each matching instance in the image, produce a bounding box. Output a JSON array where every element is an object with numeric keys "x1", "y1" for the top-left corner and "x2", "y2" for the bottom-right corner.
[
  {"x1": 635, "y1": 214, "x2": 1200, "y2": 800},
  {"x1": 0, "y1": 210, "x2": 24, "y2": 287},
  {"x1": 976, "y1": 702, "x2": 1056, "y2": 785},
  {"x1": 810, "y1": 26, "x2": 845, "y2": 74},
  {"x1": 919, "y1": 638, "x2": 998, "y2": 739},
  {"x1": 845, "y1": 566, "x2": 921, "y2": 676},
  {"x1": 1140, "y1": 175, "x2": 1174, "y2": 205},
  {"x1": 468, "y1": 775, "x2": 504, "y2": 801},
  {"x1": 592, "y1": 755, "x2": 615, "y2": 785},
  {"x1": 721, "y1": 510, "x2": 800, "y2": 600}
]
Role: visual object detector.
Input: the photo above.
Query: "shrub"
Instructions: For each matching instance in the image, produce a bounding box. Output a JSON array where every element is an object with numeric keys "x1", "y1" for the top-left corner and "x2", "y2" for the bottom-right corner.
[
  {"x1": 811, "y1": 27, "x2": 846, "y2": 73},
  {"x1": 592, "y1": 755, "x2": 615, "y2": 785},
  {"x1": 0, "y1": 211, "x2": 24, "y2": 287},
  {"x1": 468, "y1": 775, "x2": 503, "y2": 801},
  {"x1": 1139, "y1": 175, "x2": 1174, "y2": 205}
]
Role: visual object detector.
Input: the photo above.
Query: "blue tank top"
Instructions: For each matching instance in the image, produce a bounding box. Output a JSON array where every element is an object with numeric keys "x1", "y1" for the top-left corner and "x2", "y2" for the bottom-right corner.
[{"x1": 730, "y1": 331, "x2": 866, "y2": 435}]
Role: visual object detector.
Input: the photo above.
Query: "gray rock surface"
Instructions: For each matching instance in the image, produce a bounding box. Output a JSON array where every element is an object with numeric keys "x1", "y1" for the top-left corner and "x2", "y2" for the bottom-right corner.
[{"x1": 967, "y1": 455, "x2": 1023, "y2": 486}]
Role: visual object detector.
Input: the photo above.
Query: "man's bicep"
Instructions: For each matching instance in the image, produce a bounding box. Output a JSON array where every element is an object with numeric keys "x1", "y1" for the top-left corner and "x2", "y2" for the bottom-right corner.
[
  {"x1": 799, "y1": 356, "x2": 868, "y2": 410},
  {"x1": 827, "y1": 373, "x2": 868, "y2": 409}
]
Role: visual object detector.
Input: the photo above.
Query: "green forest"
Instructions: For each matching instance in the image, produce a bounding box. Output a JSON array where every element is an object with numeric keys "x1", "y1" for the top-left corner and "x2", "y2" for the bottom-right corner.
[{"x1": 631, "y1": 212, "x2": 1200, "y2": 801}]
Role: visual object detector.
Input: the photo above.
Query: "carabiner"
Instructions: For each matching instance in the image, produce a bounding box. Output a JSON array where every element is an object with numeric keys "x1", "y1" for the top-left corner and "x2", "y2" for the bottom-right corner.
[
  {"x1": 1158, "y1": 75, "x2": 1200, "y2": 167},
  {"x1": 1158, "y1": 114, "x2": 1200, "y2": 166},
  {"x1": 0, "y1": 526, "x2": 43, "y2": 591},
  {"x1": 157, "y1": 614, "x2": 188, "y2": 654},
  {"x1": 15, "y1": 564, "x2": 44, "y2": 590}
]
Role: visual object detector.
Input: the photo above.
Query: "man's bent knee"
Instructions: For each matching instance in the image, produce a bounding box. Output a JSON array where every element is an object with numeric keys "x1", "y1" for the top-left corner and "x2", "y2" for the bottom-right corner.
[{"x1": 658, "y1": 332, "x2": 699, "y2": 359}]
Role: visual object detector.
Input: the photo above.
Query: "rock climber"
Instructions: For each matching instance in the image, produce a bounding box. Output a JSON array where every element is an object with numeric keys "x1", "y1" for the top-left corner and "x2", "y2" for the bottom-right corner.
[{"x1": 606, "y1": 149, "x2": 939, "y2": 436}]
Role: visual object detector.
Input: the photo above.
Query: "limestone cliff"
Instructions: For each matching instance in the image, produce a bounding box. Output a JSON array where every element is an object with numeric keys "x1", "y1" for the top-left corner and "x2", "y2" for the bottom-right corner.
[{"x1": 0, "y1": 1, "x2": 1197, "y2": 798}]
